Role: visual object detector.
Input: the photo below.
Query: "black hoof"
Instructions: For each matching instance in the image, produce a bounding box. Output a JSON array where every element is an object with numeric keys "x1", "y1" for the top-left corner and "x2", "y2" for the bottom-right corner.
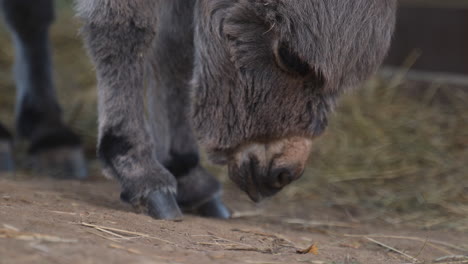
[
  {"x1": 0, "y1": 140, "x2": 14, "y2": 173},
  {"x1": 30, "y1": 147, "x2": 87, "y2": 180},
  {"x1": 195, "y1": 195, "x2": 231, "y2": 219},
  {"x1": 147, "y1": 190, "x2": 183, "y2": 220}
]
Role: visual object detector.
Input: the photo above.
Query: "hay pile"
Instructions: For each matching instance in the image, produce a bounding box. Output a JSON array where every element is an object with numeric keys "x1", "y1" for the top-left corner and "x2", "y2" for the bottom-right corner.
[{"x1": 297, "y1": 77, "x2": 468, "y2": 230}]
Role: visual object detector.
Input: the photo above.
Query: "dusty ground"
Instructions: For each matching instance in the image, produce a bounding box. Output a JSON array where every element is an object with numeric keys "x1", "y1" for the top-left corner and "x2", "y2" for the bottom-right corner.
[{"x1": 1, "y1": 174, "x2": 467, "y2": 264}]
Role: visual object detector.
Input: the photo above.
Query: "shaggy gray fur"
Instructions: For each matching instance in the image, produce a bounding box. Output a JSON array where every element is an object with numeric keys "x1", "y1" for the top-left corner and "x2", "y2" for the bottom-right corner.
[{"x1": 76, "y1": 0, "x2": 396, "y2": 218}]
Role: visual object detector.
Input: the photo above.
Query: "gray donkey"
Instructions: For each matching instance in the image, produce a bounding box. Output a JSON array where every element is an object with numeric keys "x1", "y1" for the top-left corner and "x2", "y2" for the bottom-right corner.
[
  {"x1": 76, "y1": 0, "x2": 396, "y2": 220},
  {"x1": 0, "y1": 0, "x2": 87, "y2": 178}
]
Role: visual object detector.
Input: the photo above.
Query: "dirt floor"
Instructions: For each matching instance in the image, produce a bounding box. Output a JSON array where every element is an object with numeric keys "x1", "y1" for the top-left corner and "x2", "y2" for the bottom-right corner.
[{"x1": 1, "y1": 174, "x2": 467, "y2": 264}]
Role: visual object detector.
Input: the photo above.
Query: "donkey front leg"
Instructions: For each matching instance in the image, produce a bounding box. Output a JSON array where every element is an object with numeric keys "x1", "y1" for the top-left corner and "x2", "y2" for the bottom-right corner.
[
  {"x1": 77, "y1": 0, "x2": 182, "y2": 219},
  {"x1": 1, "y1": 0, "x2": 86, "y2": 179}
]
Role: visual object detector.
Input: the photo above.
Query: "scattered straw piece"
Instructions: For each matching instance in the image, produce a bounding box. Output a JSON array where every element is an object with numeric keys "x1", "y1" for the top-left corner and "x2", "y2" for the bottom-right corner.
[
  {"x1": 49, "y1": 210, "x2": 77, "y2": 216},
  {"x1": 285, "y1": 218, "x2": 358, "y2": 229},
  {"x1": 195, "y1": 233, "x2": 273, "y2": 254},
  {"x1": 80, "y1": 222, "x2": 176, "y2": 245},
  {"x1": 109, "y1": 243, "x2": 142, "y2": 255},
  {"x1": 231, "y1": 228, "x2": 279, "y2": 238},
  {"x1": 429, "y1": 261, "x2": 468, "y2": 264},
  {"x1": 95, "y1": 226, "x2": 128, "y2": 239},
  {"x1": 0, "y1": 228, "x2": 77, "y2": 243},
  {"x1": 434, "y1": 255, "x2": 468, "y2": 263},
  {"x1": 339, "y1": 241, "x2": 362, "y2": 249},
  {"x1": 244, "y1": 261, "x2": 282, "y2": 264},
  {"x1": 344, "y1": 234, "x2": 467, "y2": 254},
  {"x1": 231, "y1": 228, "x2": 295, "y2": 247},
  {"x1": 296, "y1": 243, "x2": 319, "y2": 255},
  {"x1": 230, "y1": 210, "x2": 264, "y2": 219},
  {"x1": 3, "y1": 224, "x2": 19, "y2": 232},
  {"x1": 365, "y1": 237, "x2": 419, "y2": 263},
  {"x1": 84, "y1": 229, "x2": 120, "y2": 243},
  {"x1": 224, "y1": 246, "x2": 273, "y2": 254},
  {"x1": 414, "y1": 237, "x2": 428, "y2": 260},
  {"x1": 197, "y1": 241, "x2": 272, "y2": 253}
]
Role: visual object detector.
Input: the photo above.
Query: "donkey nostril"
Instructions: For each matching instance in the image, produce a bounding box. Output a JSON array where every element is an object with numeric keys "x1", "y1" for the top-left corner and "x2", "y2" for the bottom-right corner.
[
  {"x1": 278, "y1": 172, "x2": 291, "y2": 186},
  {"x1": 271, "y1": 169, "x2": 293, "y2": 189}
]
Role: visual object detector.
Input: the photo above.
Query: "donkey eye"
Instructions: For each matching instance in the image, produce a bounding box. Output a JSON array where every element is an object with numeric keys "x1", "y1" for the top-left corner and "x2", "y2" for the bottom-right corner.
[{"x1": 274, "y1": 41, "x2": 311, "y2": 77}]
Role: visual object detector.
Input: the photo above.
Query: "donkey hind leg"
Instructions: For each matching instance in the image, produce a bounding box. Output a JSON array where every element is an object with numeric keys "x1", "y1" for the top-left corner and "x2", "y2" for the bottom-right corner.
[
  {"x1": 163, "y1": 89, "x2": 230, "y2": 219},
  {"x1": 147, "y1": 78, "x2": 230, "y2": 219},
  {"x1": 77, "y1": 0, "x2": 182, "y2": 219},
  {"x1": 1, "y1": 0, "x2": 86, "y2": 179},
  {"x1": 152, "y1": 0, "x2": 229, "y2": 219},
  {"x1": 0, "y1": 123, "x2": 14, "y2": 173}
]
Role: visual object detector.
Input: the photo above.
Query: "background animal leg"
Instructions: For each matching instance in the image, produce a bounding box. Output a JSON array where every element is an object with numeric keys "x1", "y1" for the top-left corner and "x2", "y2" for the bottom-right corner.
[
  {"x1": 0, "y1": 0, "x2": 86, "y2": 179},
  {"x1": 0, "y1": 123, "x2": 14, "y2": 173}
]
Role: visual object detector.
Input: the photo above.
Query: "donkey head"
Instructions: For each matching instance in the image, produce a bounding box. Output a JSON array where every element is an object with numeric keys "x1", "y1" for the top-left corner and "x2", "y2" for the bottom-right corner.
[{"x1": 191, "y1": 0, "x2": 396, "y2": 201}]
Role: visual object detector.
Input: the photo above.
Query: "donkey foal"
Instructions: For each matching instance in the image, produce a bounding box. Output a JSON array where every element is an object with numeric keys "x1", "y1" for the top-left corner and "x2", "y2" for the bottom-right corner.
[{"x1": 76, "y1": 0, "x2": 397, "y2": 220}]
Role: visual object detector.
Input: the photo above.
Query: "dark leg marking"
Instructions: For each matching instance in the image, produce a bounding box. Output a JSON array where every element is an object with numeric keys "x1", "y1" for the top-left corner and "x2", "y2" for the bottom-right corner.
[
  {"x1": 98, "y1": 124, "x2": 132, "y2": 177},
  {"x1": 163, "y1": 151, "x2": 199, "y2": 178},
  {"x1": 163, "y1": 152, "x2": 230, "y2": 219}
]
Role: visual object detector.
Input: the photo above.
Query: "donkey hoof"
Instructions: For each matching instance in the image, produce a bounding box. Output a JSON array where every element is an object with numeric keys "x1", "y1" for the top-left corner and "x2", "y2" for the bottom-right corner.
[
  {"x1": 195, "y1": 195, "x2": 231, "y2": 219},
  {"x1": 30, "y1": 147, "x2": 87, "y2": 180},
  {"x1": 147, "y1": 190, "x2": 183, "y2": 220},
  {"x1": 0, "y1": 140, "x2": 14, "y2": 173}
]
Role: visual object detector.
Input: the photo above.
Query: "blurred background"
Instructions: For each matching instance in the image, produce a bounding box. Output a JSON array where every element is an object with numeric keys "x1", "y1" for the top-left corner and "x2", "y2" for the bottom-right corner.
[{"x1": 0, "y1": 0, "x2": 467, "y2": 231}]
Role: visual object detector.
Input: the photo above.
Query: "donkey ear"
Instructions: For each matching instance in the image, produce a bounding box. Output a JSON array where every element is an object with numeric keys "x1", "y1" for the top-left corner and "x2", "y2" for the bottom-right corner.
[
  {"x1": 273, "y1": 40, "x2": 326, "y2": 88},
  {"x1": 273, "y1": 40, "x2": 311, "y2": 77}
]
